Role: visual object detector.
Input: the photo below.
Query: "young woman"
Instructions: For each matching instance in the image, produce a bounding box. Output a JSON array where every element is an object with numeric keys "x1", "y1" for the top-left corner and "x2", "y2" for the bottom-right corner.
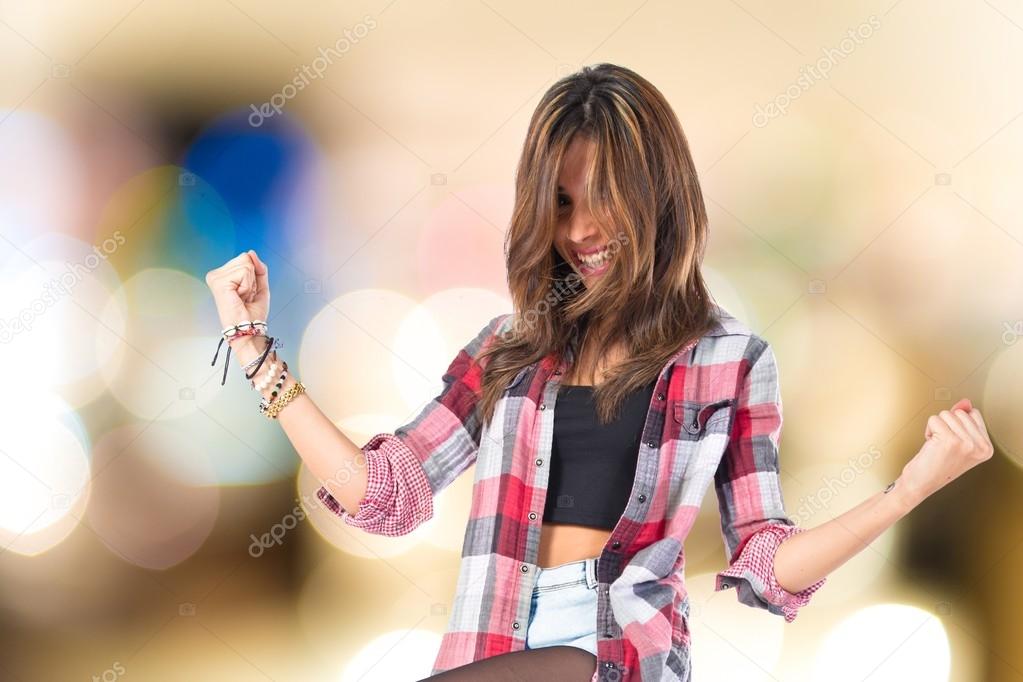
[{"x1": 205, "y1": 64, "x2": 995, "y2": 682}]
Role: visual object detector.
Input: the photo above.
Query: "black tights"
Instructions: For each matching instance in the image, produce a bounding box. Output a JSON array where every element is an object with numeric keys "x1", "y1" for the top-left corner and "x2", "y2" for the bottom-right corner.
[{"x1": 420, "y1": 646, "x2": 597, "y2": 681}]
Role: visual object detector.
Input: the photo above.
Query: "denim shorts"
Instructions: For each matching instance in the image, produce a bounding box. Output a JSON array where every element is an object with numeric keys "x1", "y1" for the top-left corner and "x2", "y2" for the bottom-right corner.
[{"x1": 524, "y1": 556, "x2": 599, "y2": 656}]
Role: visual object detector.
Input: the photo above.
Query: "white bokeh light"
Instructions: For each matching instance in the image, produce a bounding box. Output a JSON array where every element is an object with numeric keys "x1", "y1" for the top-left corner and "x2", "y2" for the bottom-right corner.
[
  {"x1": 0, "y1": 392, "x2": 91, "y2": 556},
  {"x1": 0, "y1": 111, "x2": 83, "y2": 245},
  {"x1": 684, "y1": 572, "x2": 787, "y2": 680},
  {"x1": 100, "y1": 268, "x2": 220, "y2": 420},
  {"x1": 0, "y1": 232, "x2": 128, "y2": 408},
  {"x1": 339, "y1": 629, "x2": 442, "y2": 682},
  {"x1": 813, "y1": 603, "x2": 950, "y2": 681},
  {"x1": 301, "y1": 288, "x2": 430, "y2": 423},
  {"x1": 391, "y1": 287, "x2": 512, "y2": 413}
]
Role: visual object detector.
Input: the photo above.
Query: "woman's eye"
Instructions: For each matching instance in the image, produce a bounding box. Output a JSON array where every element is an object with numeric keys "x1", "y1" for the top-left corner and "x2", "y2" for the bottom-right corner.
[{"x1": 557, "y1": 194, "x2": 570, "y2": 209}]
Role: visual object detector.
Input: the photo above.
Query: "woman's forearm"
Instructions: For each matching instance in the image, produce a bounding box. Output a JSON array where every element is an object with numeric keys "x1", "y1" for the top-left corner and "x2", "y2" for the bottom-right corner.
[
  {"x1": 772, "y1": 478, "x2": 920, "y2": 594},
  {"x1": 229, "y1": 336, "x2": 370, "y2": 515},
  {"x1": 773, "y1": 398, "x2": 994, "y2": 594}
]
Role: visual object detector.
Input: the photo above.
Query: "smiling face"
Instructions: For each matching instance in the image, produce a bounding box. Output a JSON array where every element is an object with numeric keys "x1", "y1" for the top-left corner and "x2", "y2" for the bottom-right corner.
[{"x1": 552, "y1": 134, "x2": 616, "y2": 284}]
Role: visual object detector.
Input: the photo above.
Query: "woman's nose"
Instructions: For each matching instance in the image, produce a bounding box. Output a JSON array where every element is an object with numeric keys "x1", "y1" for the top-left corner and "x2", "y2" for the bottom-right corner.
[{"x1": 568, "y1": 209, "x2": 600, "y2": 243}]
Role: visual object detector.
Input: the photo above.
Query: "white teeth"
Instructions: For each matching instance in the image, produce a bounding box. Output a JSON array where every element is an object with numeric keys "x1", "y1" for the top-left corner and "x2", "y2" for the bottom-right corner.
[{"x1": 577, "y1": 246, "x2": 612, "y2": 269}]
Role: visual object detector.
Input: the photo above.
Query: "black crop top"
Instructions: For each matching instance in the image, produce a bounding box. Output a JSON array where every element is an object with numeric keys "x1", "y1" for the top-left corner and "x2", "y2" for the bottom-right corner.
[{"x1": 542, "y1": 379, "x2": 657, "y2": 530}]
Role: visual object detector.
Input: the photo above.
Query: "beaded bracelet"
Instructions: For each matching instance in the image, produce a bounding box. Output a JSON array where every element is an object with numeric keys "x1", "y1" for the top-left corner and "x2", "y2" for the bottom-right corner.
[
  {"x1": 258, "y1": 359, "x2": 290, "y2": 414},
  {"x1": 255, "y1": 355, "x2": 287, "y2": 395},
  {"x1": 253, "y1": 359, "x2": 279, "y2": 392},
  {"x1": 251, "y1": 359, "x2": 276, "y2": 392}
]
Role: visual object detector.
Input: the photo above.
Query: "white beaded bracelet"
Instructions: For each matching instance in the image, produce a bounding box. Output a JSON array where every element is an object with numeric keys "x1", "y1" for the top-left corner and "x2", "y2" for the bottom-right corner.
[{"x1": 254, "y1": 360, "x2": 279, "y2": 392}]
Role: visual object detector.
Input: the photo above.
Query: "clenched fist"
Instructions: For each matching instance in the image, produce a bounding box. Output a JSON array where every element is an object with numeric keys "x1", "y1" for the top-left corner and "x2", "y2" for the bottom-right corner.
[
  {"x1": 205, "y1": 250, "x2": 270, "y2": 331},
  {"x1": 897, "y1": 398, "x2": 995, "y2": 506}
]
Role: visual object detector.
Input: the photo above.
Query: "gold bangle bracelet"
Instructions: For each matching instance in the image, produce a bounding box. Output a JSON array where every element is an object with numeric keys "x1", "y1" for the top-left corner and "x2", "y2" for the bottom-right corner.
[{"x1": 265, "y1": 381, "x2": 305, "y2": 419}]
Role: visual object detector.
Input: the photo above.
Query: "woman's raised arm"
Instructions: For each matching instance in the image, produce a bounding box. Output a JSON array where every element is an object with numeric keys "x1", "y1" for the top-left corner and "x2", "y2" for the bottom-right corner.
[{"x1": 206, "y1": 249, "x2": 509, "y2": 536}]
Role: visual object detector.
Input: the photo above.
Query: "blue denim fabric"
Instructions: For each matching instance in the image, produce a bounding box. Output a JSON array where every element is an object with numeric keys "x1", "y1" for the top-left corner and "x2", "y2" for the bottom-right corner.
[{"x1": 524, "y1": 556, "x2": 599, "y2": 656}]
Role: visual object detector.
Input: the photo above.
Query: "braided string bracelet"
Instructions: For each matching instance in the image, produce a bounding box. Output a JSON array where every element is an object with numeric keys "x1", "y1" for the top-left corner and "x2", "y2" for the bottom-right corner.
[
  {"x1": 210, "y1": 320, "x2": 268, "y2": 385},
  {"x1": 243, "y1": 334, "x2": 275, "y2": 384},
  {"x1": 243, "y1": 335, "x2": 280, "y2": 375}
]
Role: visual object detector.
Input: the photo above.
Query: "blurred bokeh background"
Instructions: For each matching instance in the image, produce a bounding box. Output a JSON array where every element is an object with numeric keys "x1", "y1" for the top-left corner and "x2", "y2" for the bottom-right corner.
[{"x1": 1, "y1": 0, "x2": 1022, "y2": 680}]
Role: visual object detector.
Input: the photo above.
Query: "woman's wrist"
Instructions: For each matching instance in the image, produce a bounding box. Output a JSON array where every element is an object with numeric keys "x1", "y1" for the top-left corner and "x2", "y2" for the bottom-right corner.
[
  {"x1": 229, "y1": 335, "x2": 266, "y2": 366},
  {"x1": 883, "y1": 476, "x2": 923, "y2": 516},
  {"x1": 257, "y1": 362, "x2": 300, "y2": 415},
  {"x1": 210, "y1": 319, "x2": 302, "y2": 419}
]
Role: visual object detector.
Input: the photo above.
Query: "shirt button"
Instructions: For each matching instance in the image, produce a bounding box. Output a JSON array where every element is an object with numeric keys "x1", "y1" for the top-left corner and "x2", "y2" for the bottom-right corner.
[
  {"x1": 521, "y1": 564, "x2": 529, "y2": 572},
  {"x1": 535, "y1": 458, "x2": 543, "y2": 466},
  {"x1": 611, "y1": 540, "x2": 621, "y2": 549},
  {"x1": 512, "y1": 621, "x2": 520, "y2": 630},
  {"x1": 528, "y1": 511, "x2": 537, "y2": 520},
  {"x1": 539, "y1": 403, "x2": 546, "y2": 410},
  {"x1": 657, "y1": 393, "x2": 665, "y2": 400},
  {"x1": 646, "y1": 440, "x2": 655, "y2": 447},
  {"x1": 637, "y1": 493, "x2": 647, "y2": 503}
]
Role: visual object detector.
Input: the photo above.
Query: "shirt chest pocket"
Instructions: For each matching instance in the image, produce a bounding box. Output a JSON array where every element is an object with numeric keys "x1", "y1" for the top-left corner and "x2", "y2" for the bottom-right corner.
[
  {"x1": 502, "y1": 367, "x2": 530, "y2": 395},
  {"x1": 672, "y1": 397, "x2": 736, "y2": 440}
]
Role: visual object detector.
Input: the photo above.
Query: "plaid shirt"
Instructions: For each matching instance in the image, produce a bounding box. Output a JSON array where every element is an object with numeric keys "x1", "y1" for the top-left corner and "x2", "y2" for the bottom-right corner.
[{"x1": 317, "y1": 305, "x2": 825, "y2": 681}]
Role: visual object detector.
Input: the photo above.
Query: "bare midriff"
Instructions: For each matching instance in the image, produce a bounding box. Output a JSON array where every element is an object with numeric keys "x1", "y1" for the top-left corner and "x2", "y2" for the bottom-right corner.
[{"x1": 537, "y1": 522, "x2": 611, "y2": 568}]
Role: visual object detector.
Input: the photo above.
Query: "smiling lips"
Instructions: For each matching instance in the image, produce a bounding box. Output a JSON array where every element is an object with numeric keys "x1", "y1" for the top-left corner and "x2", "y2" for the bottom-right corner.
[{"x1": 574, "y1": 244, "x2": 613, "y2": 274}]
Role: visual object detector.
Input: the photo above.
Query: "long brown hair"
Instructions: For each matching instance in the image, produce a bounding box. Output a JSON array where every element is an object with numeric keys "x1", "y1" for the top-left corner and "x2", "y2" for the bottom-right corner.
[{"x1": 477, "y1": 63, "x2": 721, "y2": 425}]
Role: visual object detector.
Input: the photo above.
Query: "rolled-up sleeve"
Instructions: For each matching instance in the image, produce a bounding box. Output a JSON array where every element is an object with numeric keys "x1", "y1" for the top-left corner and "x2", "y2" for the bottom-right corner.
[
  {"x1": 713, "y1": 337, "x2": 825, "y2": 622},
  {"x1": 316, "y1": 313, "x2": 510, "y2": 537}
]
